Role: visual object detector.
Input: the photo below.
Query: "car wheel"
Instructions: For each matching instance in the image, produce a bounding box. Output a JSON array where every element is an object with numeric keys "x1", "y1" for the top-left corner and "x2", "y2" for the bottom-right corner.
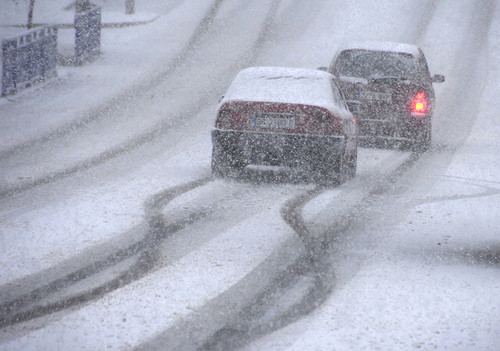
[
  {"x1": 343, "y1": 145, "x2": 357, "y2": 180},
  {"x1": 412, "y1": 119, "x2": 432, "y2": 153},
  {"x1": 211, "y1": 145, "x2": 231, "y2": 177},
  {"x1": 334, "y1": 146, "x2": 357, "y2": 184},
  {"x1": 309, "y1": 151, "x2": 342, "y2": 185},
  {"x1": 211, "y1": 145, "x2": 244, "y2": 178}
]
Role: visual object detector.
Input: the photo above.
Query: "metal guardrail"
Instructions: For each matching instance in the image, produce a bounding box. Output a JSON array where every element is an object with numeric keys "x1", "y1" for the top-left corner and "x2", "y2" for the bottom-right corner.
[
  {"x1": 1, "y1": 26, "x2": 57, "y2": 97},
  {"x1": 0, "y1": 4, "x2": 102, "y2": 96}
]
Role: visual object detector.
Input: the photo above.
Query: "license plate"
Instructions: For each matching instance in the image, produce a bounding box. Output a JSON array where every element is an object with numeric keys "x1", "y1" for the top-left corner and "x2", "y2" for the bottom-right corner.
[
  {"x1": 253, "y1": 113, "x2": 296, "y2": 130},
  {"x1": 359, "y1": 90, "x2": 392, "y2": 102}
]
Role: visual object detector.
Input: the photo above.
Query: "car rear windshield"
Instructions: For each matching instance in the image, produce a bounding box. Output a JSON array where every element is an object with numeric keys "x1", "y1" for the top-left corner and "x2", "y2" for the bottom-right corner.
[
  {"x1": 333, "y1": 50, "x2": 417, "y2": 80},
  {"x1": 225, "y1": 69, "x2": 339, "y2": 110}
]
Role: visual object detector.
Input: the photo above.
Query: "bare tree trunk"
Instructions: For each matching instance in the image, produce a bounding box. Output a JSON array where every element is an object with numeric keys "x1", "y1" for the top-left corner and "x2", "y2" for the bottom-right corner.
[
  {"x1": 27, "y1": 0, "x2": 35, "y2": 29},
  {"x1": 126, "y1": 0, "x2": 135, "y2": 15}
]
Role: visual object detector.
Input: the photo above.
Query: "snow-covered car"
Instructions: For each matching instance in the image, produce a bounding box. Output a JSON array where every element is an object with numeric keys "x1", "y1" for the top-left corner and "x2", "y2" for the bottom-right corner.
[
  {"x1": 211, "y1": 67, "x2": 357, "y2": 182},
  {"x1": 326, "y1": 41, "x2": 445, "y2": 151}
]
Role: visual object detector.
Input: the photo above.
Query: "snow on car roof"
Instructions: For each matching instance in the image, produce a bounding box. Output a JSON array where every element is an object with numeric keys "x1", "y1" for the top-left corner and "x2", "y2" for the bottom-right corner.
[
  {"x1": 338, "y1": 41, "x2": 421, "y2": 57},
  {"x1": 221, "y1": 67, "x2": 351, "y2": 118}
]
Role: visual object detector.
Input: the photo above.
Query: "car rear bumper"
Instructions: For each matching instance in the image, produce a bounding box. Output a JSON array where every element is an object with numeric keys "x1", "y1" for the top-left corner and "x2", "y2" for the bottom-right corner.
[
  {"x1": 212, "y1": 129, "x2": 345, "y2": 168},
  {"x1": 356, "y1": 113, "x2": 430, "y2": 141}
]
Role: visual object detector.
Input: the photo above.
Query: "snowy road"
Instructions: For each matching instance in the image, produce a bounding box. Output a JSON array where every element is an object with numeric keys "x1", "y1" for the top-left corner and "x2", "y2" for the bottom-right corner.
[{"x1": 1, "y1": 0, "x2": 499, "y2": 350}]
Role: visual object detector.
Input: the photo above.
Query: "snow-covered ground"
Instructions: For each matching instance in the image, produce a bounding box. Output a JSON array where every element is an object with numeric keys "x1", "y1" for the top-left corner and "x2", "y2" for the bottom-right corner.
[
  {"x1": 246, "y1": 1, "x2": 500, "y2": 350},
  {"x1": 0, "y1": 0, "x2": 499, "y2": 350}
]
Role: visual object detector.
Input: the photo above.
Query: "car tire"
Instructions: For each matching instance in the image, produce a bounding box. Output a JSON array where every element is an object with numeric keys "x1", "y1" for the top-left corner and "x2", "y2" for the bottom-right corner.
[
  {"x1": 312, "y1": 140, "x2": 357, "y2": 185},
  {"x1": 211, "y1": 145, "x2": 231, "y2": 177},
  {"x1": 309, "y1": 150, "x2": 342, "y2": 185},
  {"x1": 211, "y1": 145, "x2": 244, "y2": 178},
  {"x1": 412, "y1": 118, "x2": 432, "y2": 153},
  {"x1": 334, "y1": 148, "x2": 357, "y2": 184},
  {"x1": 343, "y1": 145, "x2": 357, "y2": 180}
]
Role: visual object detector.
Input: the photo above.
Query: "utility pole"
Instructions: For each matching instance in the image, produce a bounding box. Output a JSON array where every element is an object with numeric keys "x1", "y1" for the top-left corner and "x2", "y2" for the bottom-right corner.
[
  {"x1": 126, "y1": 0, "x2": 135, "y2": 15},
  {"x1": 27, "y1": 0, "x2": 35, "y2": 29},
  {"x1": 76, "y1": 0, "x2": 91, "y2": 12}
]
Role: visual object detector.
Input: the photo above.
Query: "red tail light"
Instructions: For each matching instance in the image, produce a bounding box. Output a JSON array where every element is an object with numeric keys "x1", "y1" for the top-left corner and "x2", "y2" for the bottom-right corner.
[
  {"x1": 215, "y1": 110, "x2": 233, "y2": 129},
  {"x1": 411, "y1": 92, "x2": 428, "y2": 114}
]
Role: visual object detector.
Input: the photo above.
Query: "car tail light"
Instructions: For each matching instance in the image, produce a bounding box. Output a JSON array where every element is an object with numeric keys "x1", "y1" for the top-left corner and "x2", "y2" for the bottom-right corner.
[
  {"x1": 411, "y1": 92, "x2": 428, "y2": 114},
  {"x1": 314, "y1": 110, "x2": 343, "y2": 135},
  {"x1": 215, "y1": 110, "x2": 233, "y2": 129}
]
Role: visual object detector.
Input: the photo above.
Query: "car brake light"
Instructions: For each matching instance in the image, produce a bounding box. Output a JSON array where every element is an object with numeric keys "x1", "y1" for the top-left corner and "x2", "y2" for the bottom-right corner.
[{"x1": 411, "y1": 92, "x2": 428, "y2": 114}]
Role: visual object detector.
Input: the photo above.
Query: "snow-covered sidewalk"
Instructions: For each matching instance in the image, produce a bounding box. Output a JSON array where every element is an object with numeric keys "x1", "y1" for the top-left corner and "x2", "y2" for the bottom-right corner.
[{"x1": 0, "y1": 0, "x2": 214, "y2": 150}]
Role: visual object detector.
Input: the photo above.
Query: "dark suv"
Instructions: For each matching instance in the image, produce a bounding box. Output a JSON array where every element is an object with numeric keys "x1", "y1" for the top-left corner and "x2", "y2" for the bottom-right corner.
[{"x1": 327, "y1": 41, "x2": 444, "y2": 151}]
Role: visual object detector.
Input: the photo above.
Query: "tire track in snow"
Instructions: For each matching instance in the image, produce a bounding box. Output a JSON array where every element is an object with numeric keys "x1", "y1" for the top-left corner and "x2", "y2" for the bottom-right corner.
[
  {"x1": 198, "y1": 255, "x2": 333, "y2": 351},
  {"x1": 0, "y1": 0, "x2": 225, "y2": 199},
  {"x1": 2, "y1": 0, "x2": 494, "y2": 345},
  {"x1": 187, "y1": 154, "x2": 416, "y2": 350},
  {"x1": 0, "y1": 0, "x2": 283, "y2": 329},
  {"x1": 0, "y1": 0, "x2": 225, "y2": 161},
  {"x1": 195, "y1": 1, "x2": 500, "y2": 347},
  {"x1": 0, "y1": 177, "x2": 211, "y2": 329},
  {"x1": 403, "y1": 0, "x2": 438, "y2": 44},
  {"x1": 134, "y1": 0, "x2": 443, "y2": 348},
  {"x1": 0, "y1": 0, "x2": 279, "y2": 199}
]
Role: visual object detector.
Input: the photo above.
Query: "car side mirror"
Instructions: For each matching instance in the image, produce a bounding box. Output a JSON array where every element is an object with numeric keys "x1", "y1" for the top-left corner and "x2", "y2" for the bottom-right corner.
[
  {"x1": 317, "y1": 67, "x2": 328, "y2": 72},
  {"x1": 432, "y1": 74, "x2": 445, "y2": 83},
  {"x1": 346, "y1": 100, "x2": 362, "y2": 115}
]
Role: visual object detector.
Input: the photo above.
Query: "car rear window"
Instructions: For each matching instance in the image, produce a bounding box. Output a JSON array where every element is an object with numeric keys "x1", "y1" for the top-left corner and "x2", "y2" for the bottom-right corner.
[
  {"x1": 220, "y1": 67, "x2": 353, "y2": 121},
  {"x1": 333, "y1": 50, "x2": 417, "y2": 80}
]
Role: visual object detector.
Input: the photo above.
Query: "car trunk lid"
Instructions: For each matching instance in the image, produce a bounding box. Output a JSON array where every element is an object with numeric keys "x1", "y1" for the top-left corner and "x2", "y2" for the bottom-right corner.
[{"x1": 216, "y1": 101, "x2": 345, "y2": 136}]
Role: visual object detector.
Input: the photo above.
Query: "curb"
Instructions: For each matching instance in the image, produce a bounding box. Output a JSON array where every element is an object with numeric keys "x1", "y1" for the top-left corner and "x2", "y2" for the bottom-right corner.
[
  {"x1": 0, "y1": 16, "x2": 159, "y2": 30},
  {"x1": 0, "y1": 15, "x2": 159, "y2": 64}
]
